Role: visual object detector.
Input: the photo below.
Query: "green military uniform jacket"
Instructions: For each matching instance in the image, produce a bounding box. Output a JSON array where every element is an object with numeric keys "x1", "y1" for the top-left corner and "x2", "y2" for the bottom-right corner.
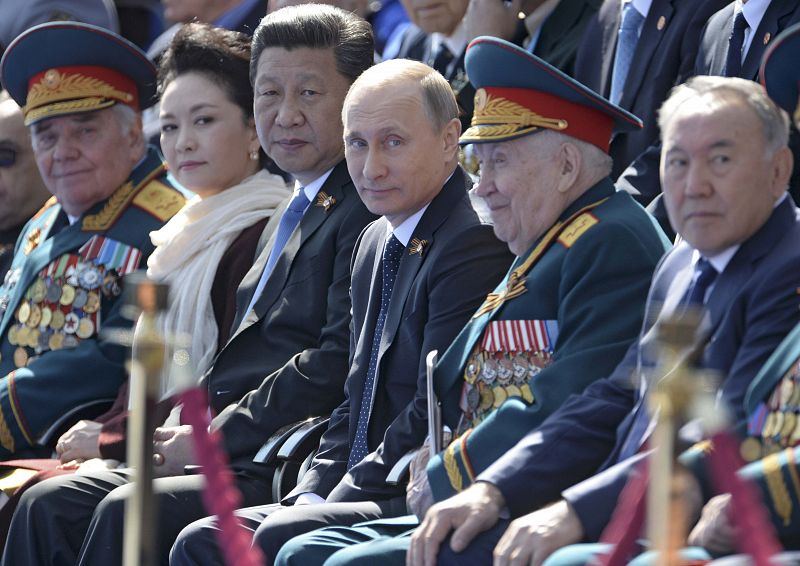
[
  {"x1": 0, "y1": 147, "x2": 184, "y2": 457},
  {"x1": 428, "y1": 179, "x2": 670, "y2": 499}
]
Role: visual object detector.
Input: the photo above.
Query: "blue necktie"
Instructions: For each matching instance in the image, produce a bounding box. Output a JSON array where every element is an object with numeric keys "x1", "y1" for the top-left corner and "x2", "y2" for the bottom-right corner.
[
  {"x1": 262, "y1": 190, "x2": 310, "y2": 285},
  {"x1": 618, "y1": 258, "x2": 718, "y2": 461},
  {"x1": 724, "y1": 11, "x2": 749, "y2": 77},
  {"x1": 610, "y1": 2, "x2": 645, "y2": 105},
  {"x1": 348, "y1": 234, "x2": 405, "y2": 469}
]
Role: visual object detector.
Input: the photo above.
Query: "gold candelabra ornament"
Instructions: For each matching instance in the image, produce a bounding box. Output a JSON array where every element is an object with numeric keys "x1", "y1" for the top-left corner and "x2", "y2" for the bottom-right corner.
[
  {"x1": 648, "y1": 308, "x2": 720, "y2": 566},
  {"x1": 120, "y1": 273, "x2": 169, "y2": 566}
]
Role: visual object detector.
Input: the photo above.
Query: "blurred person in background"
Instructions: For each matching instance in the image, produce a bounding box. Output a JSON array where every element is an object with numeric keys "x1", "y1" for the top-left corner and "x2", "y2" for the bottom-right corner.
[{"x1": 0, "y1": 91, "x2": 51, "y2": 281}]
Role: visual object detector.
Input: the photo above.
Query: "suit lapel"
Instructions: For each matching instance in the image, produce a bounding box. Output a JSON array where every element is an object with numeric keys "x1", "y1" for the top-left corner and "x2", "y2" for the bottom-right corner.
[
  {"x1": 534, "y1": 0, "x2": 589, "y2": 61},
  {"x1": 231, "y1": 197, "x2": 289, "y2": 331},
  {"x1": 252, "y1": 162, "x2": 350, "y2": 320},
  {"x1": 711, "y1": 7, "x2": 735, "y2": 75},
  {"x1": 377, "y1": 169, "x2": 469, "y2": 363},
  {"x1": 705, "y1": 197, "x2": 794, "y2": 346},
  {"x1": 741, "y1": 0, "x2": 794, "y2": 80},
  {"x1": 620, "y1": 0, "x2": 674, "y2": 109}
]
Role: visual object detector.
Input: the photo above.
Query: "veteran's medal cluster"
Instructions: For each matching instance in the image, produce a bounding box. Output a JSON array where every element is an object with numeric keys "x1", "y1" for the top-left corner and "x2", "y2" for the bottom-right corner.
[{"x1": 6, "y1": 235, "x2": 140, "y2": 368}]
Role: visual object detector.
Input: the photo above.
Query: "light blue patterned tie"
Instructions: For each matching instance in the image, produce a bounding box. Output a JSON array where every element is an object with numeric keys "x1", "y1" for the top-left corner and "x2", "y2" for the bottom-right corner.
[
  {"x1": 348, "y1": 234, "x2": 405, "y2": 469},
  {"x1": 610, "y1": 2, "x2": 645, "y2": 105},
  {"x1": 262, "y1": 190, "x2": 310, "y2": 285}
]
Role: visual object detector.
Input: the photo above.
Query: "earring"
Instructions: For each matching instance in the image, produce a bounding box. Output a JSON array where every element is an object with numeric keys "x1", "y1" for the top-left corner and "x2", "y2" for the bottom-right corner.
[{"x1": 250, "y1": 150, "x2": 259, "y2": 161}]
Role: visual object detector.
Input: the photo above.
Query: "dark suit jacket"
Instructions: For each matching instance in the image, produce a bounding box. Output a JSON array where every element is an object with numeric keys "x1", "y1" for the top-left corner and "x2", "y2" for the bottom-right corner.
[
  {"x1": 427, "y1": 179, "x2": 670, "y2": 500},
  {"x1": 574, "y1": 0, "x2": 729, "y2": 204},
  {"x1": 205, "y1": 160, "x2": 378, "y2": 477},
  {"x1": 288, "y1": 167, "x2": 513, "y2": 503},
  {"x1": 530, "y1": 0, "x2": 601, "y2": 76},
  {"x1": 478, "y1": 196, "x2": 800, "y2": 541}
]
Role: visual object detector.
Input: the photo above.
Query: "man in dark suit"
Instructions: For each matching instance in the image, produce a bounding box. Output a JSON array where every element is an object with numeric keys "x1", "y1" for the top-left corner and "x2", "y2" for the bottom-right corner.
[
  {"x1": 168, "y1": 58, "x2": 514, "y2": 566},
  {"x1": 404, "y1": 74, "x2": 800, "y2": 566},
  {"x1": 1, "y1": 6, "x2": 378, "y2": 566},
  {"x1": 271, "y1": 37, "x2": 671, "y2": 566},
  {"x1": 573, "y1": 0, "x2": 729, "y2": 209}
]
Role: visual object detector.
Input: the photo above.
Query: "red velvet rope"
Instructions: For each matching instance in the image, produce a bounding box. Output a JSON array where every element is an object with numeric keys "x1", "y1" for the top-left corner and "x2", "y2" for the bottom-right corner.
[{"x1": 179, "y1": 388, "x2": 265, "y2": 566}]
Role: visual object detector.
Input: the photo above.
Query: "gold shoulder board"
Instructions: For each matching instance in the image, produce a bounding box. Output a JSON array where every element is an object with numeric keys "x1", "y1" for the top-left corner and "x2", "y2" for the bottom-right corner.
[
  {"x1": 132, "y1": 180, "x2": 186, "y2": 222},
  {"x1": 558, "y1": 212, "x2": 599, "y2": 248}
]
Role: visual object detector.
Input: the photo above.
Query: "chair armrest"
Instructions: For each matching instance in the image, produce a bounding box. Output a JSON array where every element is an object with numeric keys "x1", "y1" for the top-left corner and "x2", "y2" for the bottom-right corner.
[
  {"x1": 385, "y1": 450, "x2": 416, "y2": 486},
  {"x1": 252, "y1": 421, "x2": 306, "y2": 465},
  {"x1": 277, "y1": 416, "x2": 330, "y2": 461},
  {"x1": 37, "y1": 399, "x2": 116, "y2": 448}
]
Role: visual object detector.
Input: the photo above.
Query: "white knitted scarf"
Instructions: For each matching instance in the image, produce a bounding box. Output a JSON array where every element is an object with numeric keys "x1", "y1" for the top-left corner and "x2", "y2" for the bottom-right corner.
[{"x1": 146, "y1": 170, "x2": 290, "y2": 398}]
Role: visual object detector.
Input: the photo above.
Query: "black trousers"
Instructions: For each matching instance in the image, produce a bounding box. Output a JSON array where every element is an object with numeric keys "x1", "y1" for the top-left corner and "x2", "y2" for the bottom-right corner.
[
  {"x1": 2, "y1": 467, "x2": 272, "y2": 566},
  {"x1": 170, "y1": 496, "x2": 408, "y2": 565}
]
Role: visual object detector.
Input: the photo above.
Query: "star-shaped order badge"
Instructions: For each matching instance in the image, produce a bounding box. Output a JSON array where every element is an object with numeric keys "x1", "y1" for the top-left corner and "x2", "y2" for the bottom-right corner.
[
  {"x1": 23, "y1": 228, "x2": 41, "y2": 255},
  {"x1": 409, "y1": 238, "x2": 428, "y2": 256},
  {"x1": 315, "y1": 191, "x2": 336, "y2": 212}
]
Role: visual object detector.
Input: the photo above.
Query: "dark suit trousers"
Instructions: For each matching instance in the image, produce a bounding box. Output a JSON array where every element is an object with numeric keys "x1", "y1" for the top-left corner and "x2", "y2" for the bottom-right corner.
[
  {"x1": 170, "y1": 497, "x2": 407, "y2": 565},
  {"x1": 2, "y1": 469, "x2": 272, "y2": 566}
]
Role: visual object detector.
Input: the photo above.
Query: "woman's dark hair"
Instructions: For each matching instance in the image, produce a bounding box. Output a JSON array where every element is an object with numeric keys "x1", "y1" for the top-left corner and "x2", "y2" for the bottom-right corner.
[
  {"x1": 157, "y1": 23, "x2": 277, "y2": 170},
  {"x1": 158, "y1": 23, "x2": 253, "y2": 119}
]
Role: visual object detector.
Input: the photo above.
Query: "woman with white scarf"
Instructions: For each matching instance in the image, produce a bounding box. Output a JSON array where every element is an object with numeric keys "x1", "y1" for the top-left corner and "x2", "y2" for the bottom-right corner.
[{"x1": 53, "y1": 22, "x2": 291, "y2": 467}]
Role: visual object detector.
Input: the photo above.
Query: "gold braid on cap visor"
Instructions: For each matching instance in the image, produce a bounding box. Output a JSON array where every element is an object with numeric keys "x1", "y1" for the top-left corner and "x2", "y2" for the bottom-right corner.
[
  {"x1": 462, "y1": 89, "x2": 569, "y2": 141},
  {"x1": 24, "y1": 69, "x2": 134, "y2": 124}
]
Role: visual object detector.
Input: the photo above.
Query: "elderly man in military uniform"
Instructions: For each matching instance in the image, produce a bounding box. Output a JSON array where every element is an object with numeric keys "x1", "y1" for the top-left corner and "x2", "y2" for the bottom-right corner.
[
  {"x1": 271, "y1": 37, "x2": 671, "y2": 566},
  {"x1": 0, "y1": 22, "x2": 184, "y2": 459}
]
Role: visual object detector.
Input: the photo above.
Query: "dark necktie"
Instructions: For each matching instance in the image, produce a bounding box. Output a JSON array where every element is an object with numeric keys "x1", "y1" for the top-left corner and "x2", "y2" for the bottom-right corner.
[
  {"x1": 618, "y1": 258, "x2": 718, "y2": 461},
  {"x1": 677, "y1": 257, "x2": 718, "y2": 312},
  {"x1": 348, "y1": 234, "x2": 405, "y2": 469},
  {"x1": 610, "y1": 2, "x2": 645, "y2": 105},
  {"x1": 724, "y1": 11, "x2": 749, "y2": 77},
  {"x1": 431, "y1": 44, "x2": 454, "y2": 75}
]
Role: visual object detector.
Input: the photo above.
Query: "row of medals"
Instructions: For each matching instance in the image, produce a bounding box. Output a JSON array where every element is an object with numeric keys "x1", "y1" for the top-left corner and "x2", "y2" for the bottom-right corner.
[
  {"x1": 741, "y1": 369, "x2": 800, "y2": 462},
  {"x1": 460, "y1": 350, "x2": 550, "y2": 429},
  {"x1": 5, "y1": 263, "x2": 116, "y2": 368}
]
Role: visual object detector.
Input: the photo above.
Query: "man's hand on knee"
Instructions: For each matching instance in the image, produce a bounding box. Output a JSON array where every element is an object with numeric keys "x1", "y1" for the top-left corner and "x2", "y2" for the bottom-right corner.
[
  {"x1": 408, "y1": 481, "x2": 505, "y2": 566},
  {"x1": 493, "y1": 500, "x2": 584, "y2": 566}
]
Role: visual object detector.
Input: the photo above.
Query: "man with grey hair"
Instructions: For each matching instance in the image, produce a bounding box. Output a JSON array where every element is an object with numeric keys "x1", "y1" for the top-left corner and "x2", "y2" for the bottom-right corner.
[
  {"x1": 168, "y1": 56, "x2": 514, "y2": 566},
  {"x1": 0, "y1": 22, "x2": 184, "y2": 460},
  {"x1": 397, "y1": 72, "x2": 800, "y2": 566}
]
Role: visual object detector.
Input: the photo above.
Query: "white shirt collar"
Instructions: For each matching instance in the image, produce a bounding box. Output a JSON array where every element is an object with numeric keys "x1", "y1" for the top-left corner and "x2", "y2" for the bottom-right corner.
[
  {"x1": 692, "y1": 246, "x2": 739, "y2": 275},
  {"x1": 736, "y1": 0, "x2": 771, "y2": 58},
  {"x1": 431, "y1": 21, "x2": 468, "y2": 60},
  {"x1": 388, "y1": 203, "x2": 430, "y2": 247},
  {"x1": 295, "y1": 167, "x2": 334, "y2": 203},
  {"x1": 630, "y1": 0, "x2": 652, "y2": 18}
]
